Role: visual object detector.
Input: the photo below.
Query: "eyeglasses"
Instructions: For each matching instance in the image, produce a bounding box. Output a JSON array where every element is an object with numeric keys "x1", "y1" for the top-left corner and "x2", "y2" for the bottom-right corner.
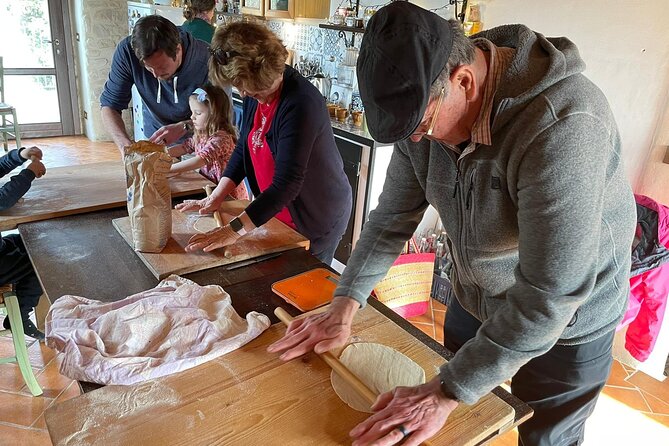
[
  {"x1": 426, "y1": 87, "x2": 445, "y2": 137},
  {"x1": 209, "y1": 47, "x2": 239, "y2": 65}
]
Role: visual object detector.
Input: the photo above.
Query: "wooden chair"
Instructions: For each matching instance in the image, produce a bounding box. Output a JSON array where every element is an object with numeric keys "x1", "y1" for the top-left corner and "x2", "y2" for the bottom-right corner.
[
  {"x1": 0, "y1": 288, "x2": 43, "y2": 396},
  {"x1": 0, "y1": 57, "x2": 21, "y2": 153}
]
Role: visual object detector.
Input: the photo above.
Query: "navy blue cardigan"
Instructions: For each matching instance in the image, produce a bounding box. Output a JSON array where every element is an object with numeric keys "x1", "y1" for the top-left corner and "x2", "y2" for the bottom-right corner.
[
  {"x1": 223, "y1": 66, "x2": 352, "y2": 249},
  {"x1": 0, "y1": 149, "x2": 34, "y2": 211}
]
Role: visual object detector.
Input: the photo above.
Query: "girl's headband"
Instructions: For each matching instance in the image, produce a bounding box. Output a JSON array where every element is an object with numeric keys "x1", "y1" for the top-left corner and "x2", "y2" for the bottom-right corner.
[{"x1": 192, "y1": 88, "x2": 207, "y2": 102}]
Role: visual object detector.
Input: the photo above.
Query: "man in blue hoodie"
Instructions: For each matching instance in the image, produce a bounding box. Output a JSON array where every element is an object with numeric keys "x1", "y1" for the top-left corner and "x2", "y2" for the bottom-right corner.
[{"x1": 100, "y1": 15, "x2": 210, "y2": 153}]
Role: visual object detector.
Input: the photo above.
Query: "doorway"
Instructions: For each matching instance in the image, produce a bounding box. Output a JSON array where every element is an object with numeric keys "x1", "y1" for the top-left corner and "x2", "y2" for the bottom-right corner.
[{"x1": 0, "y1": 0, "x2": 79, "y2": 138}]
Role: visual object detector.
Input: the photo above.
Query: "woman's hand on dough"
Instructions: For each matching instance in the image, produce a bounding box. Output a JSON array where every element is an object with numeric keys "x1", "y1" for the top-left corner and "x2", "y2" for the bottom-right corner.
[
  {"x1": 267, "y1": 296, "x2": 360, "y2": 360},
  {"x1": 175, "y1": 195, "x2": 220, "y2": 214},
  {"x1": 350, "y1": 376, "x2": 458, "y2": 446},
  {"x1": 184, "y1": 225, "x2": 240, "y2": 252}
]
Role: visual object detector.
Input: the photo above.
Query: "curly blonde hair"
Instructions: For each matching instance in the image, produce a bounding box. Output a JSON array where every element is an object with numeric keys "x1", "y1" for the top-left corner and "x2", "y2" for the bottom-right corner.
[{"x1": 209, "y1": 22, "x2": 288, "y2": 93}]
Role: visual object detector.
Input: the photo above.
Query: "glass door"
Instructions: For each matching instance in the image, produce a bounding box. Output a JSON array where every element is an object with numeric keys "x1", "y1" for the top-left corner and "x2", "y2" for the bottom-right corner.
[{"x1": 0, "y1": 0, "x2": 78, "y2": 137}]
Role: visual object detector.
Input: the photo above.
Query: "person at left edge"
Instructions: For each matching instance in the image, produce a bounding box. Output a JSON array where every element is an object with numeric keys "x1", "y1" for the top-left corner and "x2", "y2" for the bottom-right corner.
[{"x1": 100, "y1": 15, "x2": 217, "y2": 154}]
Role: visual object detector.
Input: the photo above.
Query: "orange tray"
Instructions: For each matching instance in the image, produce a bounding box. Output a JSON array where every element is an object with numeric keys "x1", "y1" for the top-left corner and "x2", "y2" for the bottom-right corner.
[{"x1": 271, "y1": 268, "x2": 340, "y2": 312}]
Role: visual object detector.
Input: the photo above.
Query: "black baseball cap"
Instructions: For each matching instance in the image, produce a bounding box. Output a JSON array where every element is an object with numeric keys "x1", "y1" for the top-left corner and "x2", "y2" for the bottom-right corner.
[{"x1": 357, "y1": 2, "x2": 453, "y2": 143}]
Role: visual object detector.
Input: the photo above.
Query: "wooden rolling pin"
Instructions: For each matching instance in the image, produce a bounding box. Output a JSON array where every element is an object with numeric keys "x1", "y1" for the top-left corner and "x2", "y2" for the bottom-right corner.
[
  {"x1": 275, "y1": 307, "x2": 434, "y2": 446},
  {"x1": 274, "y1": 307, "x2": 378, "y2": 405},
  {"x1": 204, "y1": 185, "x2": 224, "y2": 228}
]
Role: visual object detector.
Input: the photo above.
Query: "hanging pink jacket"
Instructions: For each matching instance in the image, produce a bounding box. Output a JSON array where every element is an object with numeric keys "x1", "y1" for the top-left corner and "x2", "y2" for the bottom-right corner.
[{"x1": 618, "y1": 194, "x2": 669, "y2": 361}]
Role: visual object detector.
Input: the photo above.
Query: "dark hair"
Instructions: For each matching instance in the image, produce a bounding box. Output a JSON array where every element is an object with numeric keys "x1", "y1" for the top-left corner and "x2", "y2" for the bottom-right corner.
[
  {"x1": 131, "y1": 15, "x2": 181, "y2": 62},
  {"x1": 183, "y1": 0, "x2": 216, "y2": 21},
  {"x1": 192, "y1": 85, "x2": 237, "y2": 143}
]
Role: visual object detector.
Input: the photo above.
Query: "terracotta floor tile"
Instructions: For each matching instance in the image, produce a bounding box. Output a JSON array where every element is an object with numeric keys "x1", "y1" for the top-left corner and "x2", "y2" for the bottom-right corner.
[
  {"x1": 407, "y1": 311, "x2": 436, "y2": 326},
  {"x1": 31, "y1": 414, "x2": 47, "y2": 430},
  {"x1": 27, "y1": 342, "x2": 57, "y2": 370},
  {"x1": 0, "y1": 423, "x2": 51, "y2": 446},
  {"x1": 643, "y1": 413, "x2": 669, "y2": 428},
  {"x1": 490, "y1": 428, "x2": 518, "y2": 446},
  {"x1": 605, "y1": 360, "x2": 636, "y2": 389},
  {"x1": 27, "y1": 357, "x2": 74, "y2": 399},
  {"x1": 411, "y1": 322, "x2": 435, "y2": 339},
  {"x1": 54, "y1": 380, "x2": 82, "y2": 405},
  {"x1": 0, "y1": 336, "x2": 18, "y2": 357},
  {"x1": 601, "y1": 386, "x2": 651, "y2": 412},
  {"x1": 433, "y1": 309, "x2": 445, "y2": 331},
  {"x1": 0, "y1": 391, "x2": 53, "y2": 427},
  {"x1": 641, "y1": 391, "x2": 669, "y2": 415},
  {"x1": 432, "y1": 299, "x2": 447, "y2": 312},
  {"x1": 0, "y1": 363, "x2": 41, "y2": 393},
  {"x1": 628, "y1": 370, "x2": 669, "y2": 405}
]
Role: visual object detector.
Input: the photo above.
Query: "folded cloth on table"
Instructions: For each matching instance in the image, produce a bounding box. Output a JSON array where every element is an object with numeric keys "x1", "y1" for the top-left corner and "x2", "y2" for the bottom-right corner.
[{"x1": 45, "y1": 275, "x2": 271, "y2": 385}]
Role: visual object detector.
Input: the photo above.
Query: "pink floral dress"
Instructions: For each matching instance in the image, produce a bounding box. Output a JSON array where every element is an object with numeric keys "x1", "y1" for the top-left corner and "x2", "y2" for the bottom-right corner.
[{"x1": 183, "y1": 130, "x2": 248, "y2": 200}]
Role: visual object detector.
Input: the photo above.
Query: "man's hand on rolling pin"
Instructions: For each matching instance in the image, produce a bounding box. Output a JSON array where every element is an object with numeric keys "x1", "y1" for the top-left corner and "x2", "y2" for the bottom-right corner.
[
  {"x1": 175, "y1": 195, "x2": 221, "y2": 215},
  {"x1": 267, "y1": 296, "x2": 360, "y2": 360},
  {"x1": 27, "y1": 159, "x2": 46, "y2": 178},
  {"x1": 350, "y1": 376, "x2": 458, "y2": 446},
  {"x1": 184, "y1": 225, "x2": 240, "y2": 252},
  {"x1": 148, "y1": 122, "x2": 187, "y2": 146},
  {"x1": 20, "y1": 146, "x2": 43, "y2": 161}
]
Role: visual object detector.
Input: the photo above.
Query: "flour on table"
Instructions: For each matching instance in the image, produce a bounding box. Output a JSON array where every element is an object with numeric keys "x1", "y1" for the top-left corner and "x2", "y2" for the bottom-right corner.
[{"x1": 331, "y1": 342, "x2": 426, "y2": 413}]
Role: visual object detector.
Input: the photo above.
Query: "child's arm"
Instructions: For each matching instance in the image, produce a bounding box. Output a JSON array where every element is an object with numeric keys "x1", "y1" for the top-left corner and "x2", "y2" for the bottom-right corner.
[
  {"x1": 0, "y1": 159, "x2": 44, "y2": 211},
  {"x1": 167, "y1": 144, "x2": 188, "y2": 158},
  {"x1": 170, "y1": 154, "x2": 206, "y2": 175}
]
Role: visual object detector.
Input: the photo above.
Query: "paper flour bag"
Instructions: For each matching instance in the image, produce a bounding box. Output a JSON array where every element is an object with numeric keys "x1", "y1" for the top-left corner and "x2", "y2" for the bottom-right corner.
[{"x1": 124, "y1": 141, "x2": 172, "y2": 252}]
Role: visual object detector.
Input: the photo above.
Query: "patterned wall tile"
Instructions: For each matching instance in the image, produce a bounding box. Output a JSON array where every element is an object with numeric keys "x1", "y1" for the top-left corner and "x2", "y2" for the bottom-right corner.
[
  {"x1": 307, "y1": 27, "x2": 323, "y2": 53},
  {"x1": 266, "y1": 20, "x2": 284, "y2": 40}
]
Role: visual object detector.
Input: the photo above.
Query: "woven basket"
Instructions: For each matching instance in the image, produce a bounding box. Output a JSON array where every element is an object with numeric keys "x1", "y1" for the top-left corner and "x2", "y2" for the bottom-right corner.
[{"x1": 373, "y1": 253, "x2": 435, "y2": 318}]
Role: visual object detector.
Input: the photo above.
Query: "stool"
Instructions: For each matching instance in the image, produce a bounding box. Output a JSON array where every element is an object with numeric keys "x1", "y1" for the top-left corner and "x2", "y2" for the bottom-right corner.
[
  {"x1": 0, "y1": 290, "x2": 43, "y2": 396},
  {"x1": 0, "y1": 57, "x2": 21, "y2": 152}
]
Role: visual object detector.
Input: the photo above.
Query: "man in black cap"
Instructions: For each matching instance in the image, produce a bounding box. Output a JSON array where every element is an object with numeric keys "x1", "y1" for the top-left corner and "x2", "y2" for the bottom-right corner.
[{"x1": 269, "y1": 2, "x2": 636, "y2": 446}]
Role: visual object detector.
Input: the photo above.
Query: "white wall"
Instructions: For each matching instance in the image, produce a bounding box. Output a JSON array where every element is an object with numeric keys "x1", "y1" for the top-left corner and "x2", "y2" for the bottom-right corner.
[
  {"x1": 349, "y1": 0, "x2": 669, "y2": 191},
  {"x1": 71, "y1": 0, "x2": 131, "y2": 141}
]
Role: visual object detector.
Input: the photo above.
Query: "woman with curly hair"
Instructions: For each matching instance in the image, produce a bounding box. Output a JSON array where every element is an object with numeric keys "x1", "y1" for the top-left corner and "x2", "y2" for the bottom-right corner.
[{"x1": 177, "y1": 22, "x2": 352, "y2": 265}]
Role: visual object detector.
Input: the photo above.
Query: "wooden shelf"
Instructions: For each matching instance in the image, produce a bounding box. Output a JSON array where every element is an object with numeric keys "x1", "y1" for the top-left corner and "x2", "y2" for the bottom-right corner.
[{"x1": 319, "y1": 23, "x2": 365, "y2": 34}]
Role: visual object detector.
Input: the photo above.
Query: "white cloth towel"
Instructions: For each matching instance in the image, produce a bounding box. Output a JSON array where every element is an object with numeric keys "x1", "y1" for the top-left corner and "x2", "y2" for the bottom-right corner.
[{"x1": 45, "y1": 275, "x2": 271, "y2": 385}]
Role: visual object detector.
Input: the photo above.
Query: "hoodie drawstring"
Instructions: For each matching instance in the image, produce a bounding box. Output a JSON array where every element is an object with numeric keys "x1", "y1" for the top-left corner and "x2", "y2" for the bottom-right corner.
[
  {"x1": 157, "y1": 81, "x2": 162, "y2": 104},
  {"x1": 173, "y1": 76, "x2": 179, "y2": 103}
]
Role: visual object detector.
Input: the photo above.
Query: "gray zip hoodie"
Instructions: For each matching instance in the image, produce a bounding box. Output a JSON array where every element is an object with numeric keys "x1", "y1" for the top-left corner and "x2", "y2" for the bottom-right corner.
[{"x1": 334, "y1": 24, "x2": 637, "y2": 404}]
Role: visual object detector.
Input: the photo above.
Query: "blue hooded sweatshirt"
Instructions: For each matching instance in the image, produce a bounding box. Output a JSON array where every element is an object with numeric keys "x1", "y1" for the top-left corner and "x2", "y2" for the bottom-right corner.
[{"x1": 100, "y1": 29, "x2": 209, "y2": 139}]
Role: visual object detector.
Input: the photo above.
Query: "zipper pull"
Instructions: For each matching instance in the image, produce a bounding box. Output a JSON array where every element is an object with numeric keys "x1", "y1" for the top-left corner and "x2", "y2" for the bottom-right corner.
[
  {"x1": 466, "y1": 175, "x2": 474, "y2": 209},
  {"x1": 452, "y1": 169, "x2": 460, "y2": 198}
]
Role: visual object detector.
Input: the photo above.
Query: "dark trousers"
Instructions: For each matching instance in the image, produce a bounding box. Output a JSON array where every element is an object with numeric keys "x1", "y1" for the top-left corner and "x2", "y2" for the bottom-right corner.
[
  {"x1": 0, "y1": 234, "x2": 42, "y2": 319},
  {"x1": 443, "y1": 296, "x2": 613, "y2": 446}
]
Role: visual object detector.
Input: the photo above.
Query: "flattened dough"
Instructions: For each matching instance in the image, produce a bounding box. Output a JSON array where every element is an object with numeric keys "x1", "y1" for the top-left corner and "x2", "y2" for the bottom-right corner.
[
  {"x1": 193, "y1": 216, "x2": 217, "y2": 233},
  {"x1": 331, "y1": 342, "x2": 425, "y2": 413}
]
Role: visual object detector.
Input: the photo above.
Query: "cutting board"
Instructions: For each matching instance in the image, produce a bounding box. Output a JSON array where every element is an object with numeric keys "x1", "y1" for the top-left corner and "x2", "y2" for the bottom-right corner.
[
  {"x1": 45, "y1": 304, "x2": 514, "y2": 446},
  {"x1": 0, "y1": 161, "x2": 212, "y2": 231},
  {"x1": 113, "y1": 200, "x2": 310, "y2": 279}
]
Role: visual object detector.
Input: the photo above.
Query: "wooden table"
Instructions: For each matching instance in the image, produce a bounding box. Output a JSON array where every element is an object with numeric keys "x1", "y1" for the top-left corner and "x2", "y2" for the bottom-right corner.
[
  {"x1": 0, "y1": 160, "x2": 213, "y2": 231},
  {"x1": 19, "y1": 209, "x2": 532, "y2": 444}
]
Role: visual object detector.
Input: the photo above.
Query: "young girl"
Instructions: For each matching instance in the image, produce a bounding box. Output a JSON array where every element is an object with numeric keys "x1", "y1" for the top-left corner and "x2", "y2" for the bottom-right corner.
[{"x1": 169, "y1": 85, "x2": 248, "y2": 200}]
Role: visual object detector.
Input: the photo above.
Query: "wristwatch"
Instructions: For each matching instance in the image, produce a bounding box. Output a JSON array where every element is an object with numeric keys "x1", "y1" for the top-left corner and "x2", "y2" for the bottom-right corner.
[{"x1": 228, "y1": 216, "x2": 247, "y2": 236}]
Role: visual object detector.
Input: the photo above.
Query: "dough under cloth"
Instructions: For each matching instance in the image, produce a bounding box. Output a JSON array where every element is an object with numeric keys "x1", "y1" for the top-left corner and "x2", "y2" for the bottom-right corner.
[{"x1": 331, "y1": 342, "x2": 425, "y2": 413}]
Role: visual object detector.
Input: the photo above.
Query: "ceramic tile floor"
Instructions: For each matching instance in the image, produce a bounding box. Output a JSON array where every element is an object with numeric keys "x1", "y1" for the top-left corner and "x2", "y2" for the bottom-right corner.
[{"x1": 2, "y1": 136, "x2": 669, "y2": 445}]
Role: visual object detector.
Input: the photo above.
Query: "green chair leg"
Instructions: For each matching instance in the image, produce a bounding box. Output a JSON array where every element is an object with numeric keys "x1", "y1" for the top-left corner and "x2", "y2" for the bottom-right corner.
[{"x1": 3, "y1": 293, "x2": 43, "y2": 396}]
